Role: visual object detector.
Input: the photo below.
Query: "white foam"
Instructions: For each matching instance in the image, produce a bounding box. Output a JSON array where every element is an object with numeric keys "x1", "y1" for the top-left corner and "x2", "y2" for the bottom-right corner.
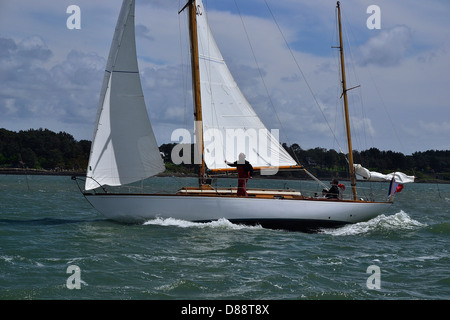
[
  {"x1": 320, "y1": 210, "x2": 426, "y2": 236},
  {"x1": 143, "y1": 217, "x2": 262, "y2": 230},
  {"x1": 1, "y1": 255, "x2": 14, "y2": 264}
]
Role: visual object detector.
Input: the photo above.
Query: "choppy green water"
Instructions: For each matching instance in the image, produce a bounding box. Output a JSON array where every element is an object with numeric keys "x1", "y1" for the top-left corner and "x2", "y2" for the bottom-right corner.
[{"x1": 0, "y1": 175, "x2": 449, "y2": 301}]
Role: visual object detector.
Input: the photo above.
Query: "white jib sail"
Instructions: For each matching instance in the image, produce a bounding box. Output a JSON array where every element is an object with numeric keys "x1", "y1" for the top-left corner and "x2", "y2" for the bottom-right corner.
[
  {"x1": 195, "y1": 0, "x2": 298, "y2": 172},
  {"x1": 354, "y1": 164, "x2": 415, "y2": 183},
  {"x1": 85, "y1": 0, "x2": 164, "y2": 191}
]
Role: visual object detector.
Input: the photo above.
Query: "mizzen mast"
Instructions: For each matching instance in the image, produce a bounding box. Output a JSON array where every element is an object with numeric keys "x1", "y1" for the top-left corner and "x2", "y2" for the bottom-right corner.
[{"x1": 336, "y1": 1, "x2": 357, "y2": 200}]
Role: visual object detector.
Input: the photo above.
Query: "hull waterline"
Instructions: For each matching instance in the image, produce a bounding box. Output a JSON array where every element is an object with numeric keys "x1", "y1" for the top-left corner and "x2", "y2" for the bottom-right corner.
[{"x1": 84, "y1": 193, "x2": 392, "y2": 232}]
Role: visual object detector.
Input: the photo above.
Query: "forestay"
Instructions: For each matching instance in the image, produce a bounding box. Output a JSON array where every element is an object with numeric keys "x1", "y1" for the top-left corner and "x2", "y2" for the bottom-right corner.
[
  {"x1": 195, "y1": 0, "x2": 298, "y2": 172},
  {"x1": 85, "y1": 0, "x2": 164, "y2": 191}
]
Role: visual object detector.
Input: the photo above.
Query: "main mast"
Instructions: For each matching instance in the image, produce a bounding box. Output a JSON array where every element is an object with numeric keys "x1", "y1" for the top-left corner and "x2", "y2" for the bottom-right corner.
[
  {"x1": 181, "y1": 0, "x2": 206, "y2": 186},
  {"x1": 336, "y1": 1, "x2": 357, "y2": 200}
]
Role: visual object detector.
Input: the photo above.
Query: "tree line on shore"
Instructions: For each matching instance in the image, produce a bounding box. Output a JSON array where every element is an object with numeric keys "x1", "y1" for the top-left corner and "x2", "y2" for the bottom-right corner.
[
  {"x1": 0, "y1": 128, "x2": 90, "y2": 173},
  {"x1": 1, "y1": 128, "x2": 449, "y2": 182}
]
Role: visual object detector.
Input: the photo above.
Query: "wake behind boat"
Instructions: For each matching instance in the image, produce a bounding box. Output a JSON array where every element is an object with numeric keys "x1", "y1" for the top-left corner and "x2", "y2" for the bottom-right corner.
[{"x1": 80, "y1": 0, "x2": 413, "y2": 232}]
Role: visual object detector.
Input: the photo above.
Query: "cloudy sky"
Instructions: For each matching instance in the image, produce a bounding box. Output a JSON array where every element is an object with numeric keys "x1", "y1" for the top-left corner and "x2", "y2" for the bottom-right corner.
[{"x1": 1, "y1": 0, "x2": 449, "y2": 155}]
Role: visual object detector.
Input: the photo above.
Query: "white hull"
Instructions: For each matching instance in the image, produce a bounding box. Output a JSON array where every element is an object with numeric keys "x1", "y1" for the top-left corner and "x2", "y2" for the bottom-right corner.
[{"x1": 84, "y1": 192, "x2": 391, "y2": 232}]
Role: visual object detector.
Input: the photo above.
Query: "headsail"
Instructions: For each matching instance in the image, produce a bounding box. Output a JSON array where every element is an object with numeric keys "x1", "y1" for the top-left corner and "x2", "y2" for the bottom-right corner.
[
  {"x1": 194, "y1": 0, "x2": 298, "y2": 172},
  {"x1": 85, "y1": 0, "x2": 164, "y2": 191}
]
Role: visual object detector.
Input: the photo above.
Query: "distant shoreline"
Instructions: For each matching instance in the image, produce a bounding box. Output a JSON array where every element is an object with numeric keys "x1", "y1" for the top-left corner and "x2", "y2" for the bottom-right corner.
[
  {"x1": 0, "y1": 168, "x2": 85, "y2": 176},
  {"x1": 1, "y1": 167, "x2": 448, "y2": 184}
]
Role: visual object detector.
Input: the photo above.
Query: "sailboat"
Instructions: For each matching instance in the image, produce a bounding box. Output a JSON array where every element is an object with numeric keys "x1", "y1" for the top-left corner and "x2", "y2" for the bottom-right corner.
[{"x1": 81, "y1": 0, "x2": 413, "y2": 232}]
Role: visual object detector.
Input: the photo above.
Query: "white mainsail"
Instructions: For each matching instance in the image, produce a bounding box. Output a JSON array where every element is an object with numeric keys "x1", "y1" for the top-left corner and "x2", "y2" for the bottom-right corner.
[
  {"x1": 85, "y1": 0, "x2": 164, "y2": 191},
  {"x1": 195, "y1": 0, "x2": 298, "y2": 172}
]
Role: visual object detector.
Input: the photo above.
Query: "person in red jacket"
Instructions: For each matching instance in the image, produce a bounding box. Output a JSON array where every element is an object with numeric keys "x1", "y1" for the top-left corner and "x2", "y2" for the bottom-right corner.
[{"x1": 225, "y1": 153, "x2": 254, "y2": 197}]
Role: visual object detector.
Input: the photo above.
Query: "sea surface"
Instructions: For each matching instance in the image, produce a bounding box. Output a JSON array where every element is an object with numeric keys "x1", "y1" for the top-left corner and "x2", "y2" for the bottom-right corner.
[{"x1": 0, "y1": 174, "x2": 449, "y2": 301}]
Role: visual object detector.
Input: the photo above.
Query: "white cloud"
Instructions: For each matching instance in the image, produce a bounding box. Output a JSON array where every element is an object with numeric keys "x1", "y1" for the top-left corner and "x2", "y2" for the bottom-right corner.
[
  {"x1": 419, "y1": 121, "x2": 450, "y2": 135},
  {"x1": 0, "y1": 36, "x2": 104, "y2": 136},
  {"x1": 358, "y1": 25, "x2": 412, "y2": 67},
  {"x1": 0, "y1": 0, "x2": 449, "y2": 155}
]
